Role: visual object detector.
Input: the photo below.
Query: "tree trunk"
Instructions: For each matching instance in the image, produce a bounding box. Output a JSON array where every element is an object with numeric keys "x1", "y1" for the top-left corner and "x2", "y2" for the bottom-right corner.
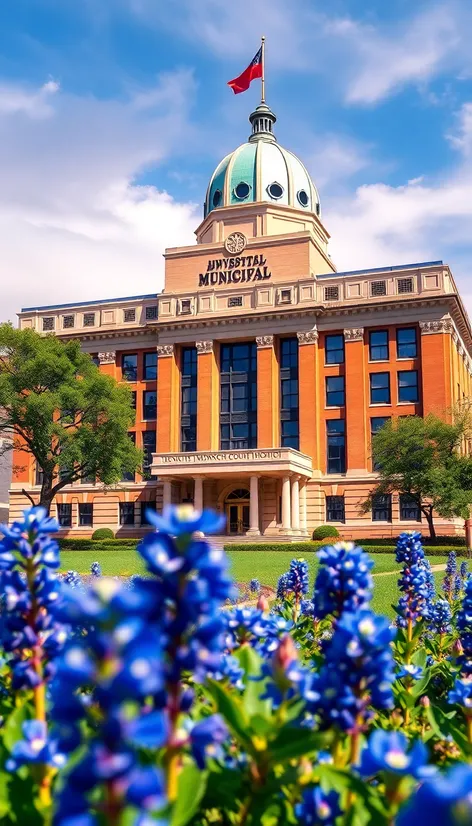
[
  {"x1": 422, "y1": 507, "x2": 436, "y2": 542},
  {"x1": 39, "y1": 475, "x2": 55, "y2": 515}
]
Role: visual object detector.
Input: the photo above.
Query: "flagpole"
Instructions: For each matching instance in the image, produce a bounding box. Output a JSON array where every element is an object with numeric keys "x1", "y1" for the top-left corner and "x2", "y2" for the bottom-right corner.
[{"x1": 261, "y1": 35, "x2": 265, "y2": 103}]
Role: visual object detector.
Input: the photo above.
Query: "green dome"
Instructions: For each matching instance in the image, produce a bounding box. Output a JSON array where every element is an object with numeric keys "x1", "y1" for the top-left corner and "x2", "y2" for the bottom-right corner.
[{"x1": 204, "y1": 103, "x2": 320, "y2": 218}]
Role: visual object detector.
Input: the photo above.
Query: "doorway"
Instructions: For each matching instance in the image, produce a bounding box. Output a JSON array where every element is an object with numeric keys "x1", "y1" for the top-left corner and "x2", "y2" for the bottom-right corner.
[{"x1": 225, "y1": 488, "x2": 250, "y2": 535}]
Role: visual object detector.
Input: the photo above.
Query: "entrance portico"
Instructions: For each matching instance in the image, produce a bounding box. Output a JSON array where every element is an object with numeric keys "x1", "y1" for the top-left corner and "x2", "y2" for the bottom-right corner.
[{"x1": 151, "y1": 447, "x2": 312, "y2": 539}]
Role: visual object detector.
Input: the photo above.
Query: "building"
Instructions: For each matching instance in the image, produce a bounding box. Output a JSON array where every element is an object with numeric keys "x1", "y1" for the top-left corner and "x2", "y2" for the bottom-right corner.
[
  {"x1": 0, "y1": 440, "x2": 12, "y2": 523},
  {"x1": 10, "y1": 100, "x2": 472, "y2": 539}
]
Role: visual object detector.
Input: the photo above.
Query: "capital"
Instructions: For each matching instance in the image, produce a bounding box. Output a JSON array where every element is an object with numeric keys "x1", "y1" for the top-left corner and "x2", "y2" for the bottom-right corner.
[
  {"x1": 98, "y1": 351, "x2": 116, "y2": 365},
  {"x1": 343, "y1": 327, "x2": 364, "y2": 343},
  {"x1": 297, "y1": 331, "x2": 318, "y2": 345},
  {"x1": 156, "y1": 344, "x2": 174, "y2": 358},
  {"x1": 256, "y1": 335, "x2": 274, "y2": 349},
  {"x1": 196, "y1": 340, "x2": 214, "y2": 354},
  {"x1": 419, "y1": 317, "x2": 454, "y2": 335}
]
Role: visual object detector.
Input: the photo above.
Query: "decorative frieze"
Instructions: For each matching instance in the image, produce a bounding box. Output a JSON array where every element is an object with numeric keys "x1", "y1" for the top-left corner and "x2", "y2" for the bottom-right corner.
[
  {"x1": 156, "y1": 344, "x2": 174, "y2": 358},
  {"x1": 256, "y1": 335, "x2": 274, "y2": 349},
  {"x1": 343, "y1": 327, "x2": 364, "y2": 343},
  {"x1": 98, "y1": 351, "x2": 116, "y2": 365},
  {"x1": 419, "y1": 318, "x2": 454, "y2": 335},
  {"x1": 296, "y1": 331, "x2": 318, "y2": 346},
  {"x1": 195, "y1": 340, "x2": 214, "y2": 354}
]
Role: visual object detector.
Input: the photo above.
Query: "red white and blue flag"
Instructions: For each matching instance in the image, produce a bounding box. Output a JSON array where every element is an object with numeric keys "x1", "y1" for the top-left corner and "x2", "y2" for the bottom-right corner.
[{"x1": 227, "y1": 47, "x2": 263, "y2": 94}]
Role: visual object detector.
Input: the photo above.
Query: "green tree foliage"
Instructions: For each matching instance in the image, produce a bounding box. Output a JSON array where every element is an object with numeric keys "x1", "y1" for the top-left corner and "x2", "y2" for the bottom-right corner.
[
  {"x1": 364, "y1": 413, "x2": 472, "y2": 540},
  {"x1": 0, "y1": 323, "x2": 142, "y2": 512}
]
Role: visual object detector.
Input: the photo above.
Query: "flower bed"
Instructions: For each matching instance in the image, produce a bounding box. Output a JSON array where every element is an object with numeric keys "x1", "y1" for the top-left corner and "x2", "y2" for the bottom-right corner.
[{"x1": 1, "y1": 511, "x2": 472, "y2": 824}]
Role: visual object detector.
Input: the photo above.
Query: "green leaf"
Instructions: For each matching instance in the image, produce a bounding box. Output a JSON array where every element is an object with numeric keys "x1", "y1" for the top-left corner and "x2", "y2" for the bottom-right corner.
[
  {"x1": 269, "y1": 726, "x2": 325, "y2": 764},
  {"x1": 170, "y1": 764, "x2": 208, "y2": 826},
  {"x1": 205, "y1": 679, "x2": 253, "y2": 749},
  {"x1": 234, "y1": 646, "x2": 271, "y2": 719},
  {"x1": 2, "y1": 703, "x2": 31, "y2": 753}
]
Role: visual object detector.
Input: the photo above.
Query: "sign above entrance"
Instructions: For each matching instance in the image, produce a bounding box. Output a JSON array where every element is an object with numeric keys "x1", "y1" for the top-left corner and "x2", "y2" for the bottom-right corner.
[
  {"x1": 160, "y1": 449, "x2": 282, "y2": 464},
  {"x1": 198, "y1": 253, "x2": 272, "y2": 288}
]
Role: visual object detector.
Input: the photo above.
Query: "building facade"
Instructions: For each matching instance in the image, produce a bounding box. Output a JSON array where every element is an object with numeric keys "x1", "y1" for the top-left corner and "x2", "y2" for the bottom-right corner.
[{"x1": 10, "y1": 101, "x2": 472, "y2": 539}]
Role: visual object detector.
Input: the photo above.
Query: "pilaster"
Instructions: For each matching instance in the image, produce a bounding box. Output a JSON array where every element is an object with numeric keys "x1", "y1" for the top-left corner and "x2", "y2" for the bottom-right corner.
[
  {"x1": 156, "y1": 344, "x2": 179, "y2": 452},
  {"x1": 343, "y1": 328, "x2": 368, "y2": 474},
  {"x1": 256, "y1": 335, "x2": 279, "y2": 448},
  {"x1": 297, "y1": 331, "x2": 320, "y2": 464},
  {"x1": 196, "y1": 340, "x2": 219, "y2": 450},
  {"x1": 419, "y1": 318, "x2": 453, "y2": 419}
]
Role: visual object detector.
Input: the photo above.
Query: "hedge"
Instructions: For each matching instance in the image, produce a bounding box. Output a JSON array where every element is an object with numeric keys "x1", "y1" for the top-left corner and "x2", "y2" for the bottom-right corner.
[
  {"x1": 59, "y1": 538, "x2": 139, "y2": 551},
  {"x1": 357, "y1": 535, "x2": 467, "y2": 547}
]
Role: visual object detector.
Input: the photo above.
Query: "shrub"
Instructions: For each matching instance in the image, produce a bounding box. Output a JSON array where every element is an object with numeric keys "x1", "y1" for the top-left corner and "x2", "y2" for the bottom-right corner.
[
  {"x1": 91, "y1": 528, "x2": 115, "y2": 540},
  {"x1": 312, "y1": 525, "x2": 340, "y2": 541}
]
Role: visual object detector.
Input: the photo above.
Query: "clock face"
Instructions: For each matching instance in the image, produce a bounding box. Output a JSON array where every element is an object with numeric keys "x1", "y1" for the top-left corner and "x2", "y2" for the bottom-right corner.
[{"x1": 224, "y1": 232, "x2": 247, "y2": 255}]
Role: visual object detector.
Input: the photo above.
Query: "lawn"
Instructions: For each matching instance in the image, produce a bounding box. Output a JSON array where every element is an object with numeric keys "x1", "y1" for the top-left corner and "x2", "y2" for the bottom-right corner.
[{"x1": 59, "y1": 548, "x2": 451, "y2": 617}]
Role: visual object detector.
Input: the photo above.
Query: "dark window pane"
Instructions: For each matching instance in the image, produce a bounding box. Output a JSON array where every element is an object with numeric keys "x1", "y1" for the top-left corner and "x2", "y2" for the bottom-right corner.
[
  {"x1": 220, "y1": 342, "x2": 257, "y2": 449},
  {"x1": 122, "y1": 432, "x2": 136, "y2": 481},
  {"x1": 142, "y1": 431, "x2": 156, "y2": 479},
  {"x1": 325, "y1": 334, "x2": 344, "y2": 365},
  {"x1": 122, "y1": 353, "x2": 138, "y2": 382},
  {"x1": 141, "y1": 501, "x2": 157, "y2": 525},
  {"x1": 398, "y1": 370, "x2": 419, "y2": 403},
  {"x1": 397, "y1": 327, "x2": 417, "y2": 359},
  {"x1": 326, "y1": 419, "x2": 346, "y2": 473},
  {"x1": 372, "y1": 494, "x2": 392, "y2": 522},
  {"x1": 181, "y1": 347, "x2": 197, "y2": 452},
  {"x1": 57, "y1": 503, "x2": 72, "y2": 528},
  {"x1": 143, "y1": 352, "x2": 157, "y2": 380},
  {"x1": 326, "y1": 495, "x2": 345, "y2": 522},
  {"x1": 400, "y1": 495, "x2": 421, "y2": 521},
  {"x1": 143, "y1": 390, "x2": 157, "y2": 420},
  {"x1": 370, "y1": 372, "x2": 390, "y2": 404},
  {"x1": 369, "y1": 330, "x2": 389, "y2": 361},
  {"x1": 326, "y1": 375, "x2": 345, "y2": 407},
  {"x1": 78, "y1": 503, "x2": 93, "y2": 527},
  {"x1": 119, "y1": 502, "x2": 135, "y2": 526}
]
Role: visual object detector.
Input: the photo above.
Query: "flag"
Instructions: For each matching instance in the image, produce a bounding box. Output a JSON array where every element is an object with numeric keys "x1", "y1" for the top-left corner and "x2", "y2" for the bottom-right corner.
[{"x1": 227, "y1": 47, "x2": 263, "y2": 94}]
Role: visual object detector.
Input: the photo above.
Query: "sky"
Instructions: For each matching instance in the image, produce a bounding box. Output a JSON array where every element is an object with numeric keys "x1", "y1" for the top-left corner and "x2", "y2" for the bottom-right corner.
[{"x1": 2, "y1": 0, "x2": 472, "y2": 322}]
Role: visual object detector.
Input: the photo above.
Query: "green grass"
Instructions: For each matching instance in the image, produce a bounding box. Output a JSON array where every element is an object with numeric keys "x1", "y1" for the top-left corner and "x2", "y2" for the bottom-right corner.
[{"x1": 59, "y1": 548, "x2": 452, "y2": 617}]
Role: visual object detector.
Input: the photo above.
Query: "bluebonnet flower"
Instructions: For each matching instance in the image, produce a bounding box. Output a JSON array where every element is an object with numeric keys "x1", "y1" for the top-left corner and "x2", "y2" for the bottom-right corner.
[
  {"x1": 223, "y1": 607, "x2": 270, "y2": 648},
  {"x1": 397, "y1": 763, "x2": 472, "y2": 826},
  {"x1": 295, "y1": 787, "x2": 343, "y2": 826},
  {"x1": 214, "y1": 654, "x2": 245, "y2": 689},
  {"x1": 301, "y1": 599, "x2": 315, "y2": 617},
  {"x1": 286, "y1": 558, "x2": 309, "y2": 597},
  {"x1": 312, "y1": 610, "x2": 395, "y2": 731},
  {"x1": 442, "y1": 551, "x2": 457, "y2": 601},
  {"x1": 423, "y1": 558, "x2": 436, "y2": 602},
  {"x1": 90, "y1": 561, "x2": 101, "y2": 578},
  {"x1": 397, "y1": 664, "x2": 423, "y2": 681},
  {"x1": 145, "y1": 504, "x2": 225, "y2": 537},
  {"x1": 313, "y1": 542, "x2": 374, "y2": 620},
  {"x1": 63, "y1": 570, "x2": 82, "y2": 588},
  {"x1": 6, "y1": 720, "x2": 66, "y2": 772},
  {"x1": 456, "y1": 577, "x2": 472, "y2": 675},
  {"x1": 448, "y1": 677, "x2": 472, "y2": 709},
  {"x1": 454, "y1": 574, "x2": 463, "y2": 599},
  {"x1": 394, "y1": 532, "x2": 430, "y2": 629},
  {"x1": 190, "y1": 715, "x2": 228, "y2": 769},
  {"x1": 460, "y1": 561, "x2": 468, "y2": 581},
  {"x1": 276, "y1": 572, "x2": 290, "y2": 600},
  {"x1": 429, "y1": 599, "x2": 453, "y2": 635},
  {"x1": 261, "y1": 634, "x2": 316, "y2": 709},
  {"x1": 249, "y1": 578, "x2": 260, "y2": 594},
  {"x1": 358, "y1": 730, "x2": 429, "y2": 779}
]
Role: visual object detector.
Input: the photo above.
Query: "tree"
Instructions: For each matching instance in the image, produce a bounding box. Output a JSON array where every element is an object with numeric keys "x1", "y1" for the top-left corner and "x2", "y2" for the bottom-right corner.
[
  {"x1": 363, "y1": 413, "x2": 472, "y2": 540},
  {"x1": 0, "y1": 323, "x2": 142, "y2": 512}
]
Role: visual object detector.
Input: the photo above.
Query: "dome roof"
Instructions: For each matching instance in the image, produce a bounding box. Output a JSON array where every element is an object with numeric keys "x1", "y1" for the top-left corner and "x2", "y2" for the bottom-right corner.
[{"x1": 204, "y1": 103, "x2": 320, "y2": 219}]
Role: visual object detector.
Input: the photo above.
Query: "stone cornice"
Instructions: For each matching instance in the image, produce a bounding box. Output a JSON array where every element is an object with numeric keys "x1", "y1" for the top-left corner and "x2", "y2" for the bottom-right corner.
[
  {"x1": 195, "y1": 340, "x2": 214, "y2": 354},
  {"x1": 419, "y1": 318, "x2": 455, "y2": 335}
]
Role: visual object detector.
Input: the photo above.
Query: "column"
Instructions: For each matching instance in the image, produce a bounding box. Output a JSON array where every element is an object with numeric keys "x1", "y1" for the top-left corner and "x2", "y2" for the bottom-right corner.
[
  {"x1": 162, "y1": 480, "x2": 172, "y2": 511},
  {"x1": 281, "y1": 475, "x2": 291, "y2": 532},
  {"x1": 297, "y1": 332, "x2": 320, "y2": 467},
  {"x1": 194, "y1": 477, "x2": 203, "y2": 513},
  {"x1": 248, "y1": 475, "x2": 260, "y2": 536},
  {"x1": 300, "y1": 480, "x2": 308, "y2": 534},
  {"x1": 256, "y1": 336, "x2": 279, "y2": 447},
  {"x1": 156, "y1": 344, "x2": 180, "y2": 453},
  {"x1": 196, "y1": 340, "x2": 219, "y2": 450},
  {"x1": 420, "y1": 319, "x2": 454, "y2": 420},
  {"x1": 291, "y1": 476, "x2": 300, "y2": 532},
  {"x1": 343, "y1": 328, "x2": 368, "y2": 474}
]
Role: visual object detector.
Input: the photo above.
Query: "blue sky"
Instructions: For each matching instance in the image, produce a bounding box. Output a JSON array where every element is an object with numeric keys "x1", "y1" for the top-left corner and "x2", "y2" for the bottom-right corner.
[{"x1": 2, "y1": 0, "x2": 472, "y2": 321}]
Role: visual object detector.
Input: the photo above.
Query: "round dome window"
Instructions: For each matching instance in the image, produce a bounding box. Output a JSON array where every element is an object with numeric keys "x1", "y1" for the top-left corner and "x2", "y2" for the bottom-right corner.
[
  {"x1": 267, "y1": 182, "x2": 284, "y2": 200},
  {"x1": 234, "y1": 182, "x2": 251, "y2": 200},
  {"x1": 212, "y1": 189, "x2": 222, "y2": 208},
  {"x1": 297, "y1": 189, "x2": 309, "y2": 207}
]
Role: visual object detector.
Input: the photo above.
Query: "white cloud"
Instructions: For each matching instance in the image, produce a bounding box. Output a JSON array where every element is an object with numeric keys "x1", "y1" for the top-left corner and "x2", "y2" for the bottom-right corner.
[
  {"x1": 0, "y1": 79, "x2": 60, "y2": 118},
  {"x1": 305, "y1": 133, "x2": 372, "y2": 190},
  {"x1": 0, "y1": 72, "x2": 201, "y2": 323}
]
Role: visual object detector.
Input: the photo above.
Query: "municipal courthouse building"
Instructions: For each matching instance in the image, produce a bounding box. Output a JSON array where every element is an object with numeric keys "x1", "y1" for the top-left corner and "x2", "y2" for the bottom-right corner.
[{"x1": 11, "y1": 101, "x2": 472, "y2": 539}]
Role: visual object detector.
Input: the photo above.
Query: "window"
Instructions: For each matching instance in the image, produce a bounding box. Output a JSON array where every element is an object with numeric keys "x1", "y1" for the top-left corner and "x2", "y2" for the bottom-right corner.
[
  {"x1": 397, "y1": 327, "x2": 417, "y2": 359},
  {"x1": 325, "y1": 334, "x2": 344, "y2": 365},
  {"x1": 234, "y1": 182, "x2": 250, "y2": 200},
  {"x1": 398, "y1": 277, "x2": 413, "y2": 294},
  {"x1": 143, "y1": 352, "x2": 157, "y2": 381},
  {"x1": 370, "y1": 416, "x2": 390, "y2": 470},
  {"x1": 122, "y1": 353, "x2": 138, "y2": 382},
  {"x1": 326, "y1": 420, "x2": 346, "y2": 474},
  {"x1": 42, "y1": 317, "x2": 54, "y2": 331},
  {"x1": 326, "y1": 375, "x2": 345, "y2": 407},
  {"x1": 124, "y1": 308, "x2": 136, "y2": 323},
  {"x1": 90, "y1": 354, "x2": 100, "y2": 367},
  {"x1": 220, "y1": 342, "x2": 257, "y2": 450},
  {"x1": 268, "y1": 182, "x2": 284, "y2": 199},
  {"x1": 142, "y1": 430, "x2": 156, "y2": 480},
  {"x1": 372, "y1": 494, "x2": 392, "y2": 522},
  {"x1": 78, "y1": 503, "x2": 93, "y2": 527},
  {"x1": 63, "y1": 315, "x2": 74, "y2": 329},
  {"x1": 212, "y1": 189, "x2": 222, "y2": 208},
  {"x1": 122, "y1": 433, "x2": 135, "y2": 482},
  {"x1": 145, "y1": 306, "x2": 158, "y2": 320},
  {"x1": 35, "y1": 465, "x2": 44, "y2": 486},
  {"x1": 370, "y1": 372, "x2": 390, "y2": 405},
  {"x1": 83, "y1": 312, "x2": 95, "y2": 327},
  {"x1": 280, "y1": 289, "x2": 292, "y2": 304},
  {"x1": 228, "y1": 296, "x2": 243, "y2": 308},
  {"x1": 326, "y1": 495, "x2": 345, "y2": 522},
  {"x1": 371, "y1": 280, "x2": 387, "y2": 297},
  {"x1": 324, "y1": 285, "x2": 339, "y2": 302},
  {"x1": 131, "y1": 391, "x2": 137, "y2": 411},
  {"x1": 400, "y1": 494, "x2": 421, "y2": 521},
  {"x1": 181, "y1": 347, "x2": 197, "y2": 452},
  {"x1": 280, "y1": 338, "x2": 299, "y2": 449},
  {"x1": 119, "y1": 502, "x2": 135, "y2": 526},
  {"x1": 141, "y1": 501, "x2": 157, "y2": 526},
  {"x1": 179, "y1": 299, "x2": 191, "y2": 315},
  {"x1": 297, "y1": 189, "x2": 309, "y2": 207},
  {"x1": 57, "y1": 503, "x2": 72, "y2": 528},
  {"x1": 143, "y1": 390, "x2": 157, "y2": 420},
  {"x1": 369, "y1": 330, "x2": 389, "y2": 361},
  {"x1": 398, "y1": 370, "x2": 419, "y2": 403}
]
